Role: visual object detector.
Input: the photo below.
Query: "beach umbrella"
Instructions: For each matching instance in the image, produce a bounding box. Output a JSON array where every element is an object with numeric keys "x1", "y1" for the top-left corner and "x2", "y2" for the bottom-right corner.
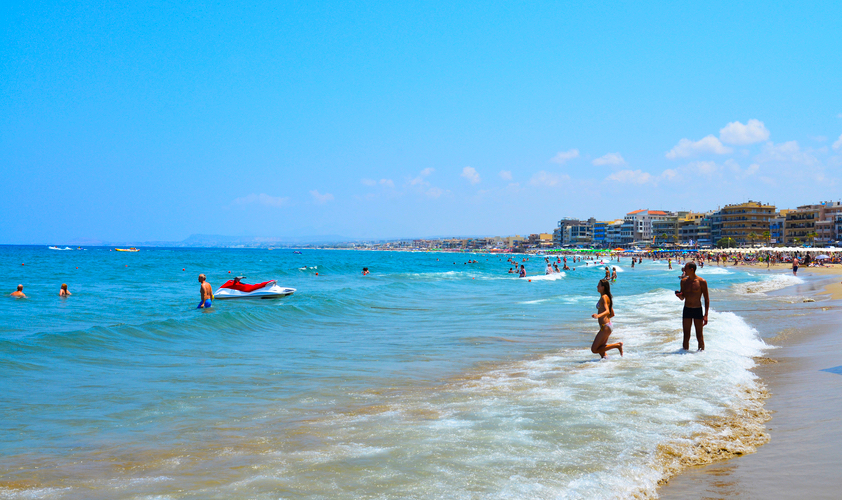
[{"x1": 816, "y1": 254, "x2": 830, "y2": 260}]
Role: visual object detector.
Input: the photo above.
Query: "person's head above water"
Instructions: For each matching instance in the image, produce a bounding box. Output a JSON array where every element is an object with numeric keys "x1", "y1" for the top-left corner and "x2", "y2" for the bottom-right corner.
[
  {"x1": 17, "y1": 284, "x2": 23, "y2": 291},
  {"x1": 60, "y1": 283, "x2": 67, "y2": 290},
  {"x1": 198, "y1": 274, "x2": 206, "y2": 282}
]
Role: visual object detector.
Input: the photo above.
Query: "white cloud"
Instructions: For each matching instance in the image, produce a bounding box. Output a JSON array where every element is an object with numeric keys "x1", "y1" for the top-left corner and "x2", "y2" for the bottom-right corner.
[
  {"x1": 410, "y1": 168, "x2": 434, "y2": 187},
  {"x1": 592, "y1": 152, "x2": 626, "y2": 166},
  {"x1": 833, "y1": 133, "x2": 842, "y2": 150},
  {"x1": 550, "y1": 149, "x2": 580, "y2": 164},
  {"x1": 606, "y1": 169, "x2": 653, "y2": 184},
  {"x1": 813, "y1": 136, "x2": 828, "y2": 142},
  {"x1": 688, "y1": 160, "x2": 719, "y2": 176},
  {"x1": 499, "y1": 170, "x2": 513, "y2": 181},
  {"x1": 661, "y1": 168, "x2": 679, "y2": 181},
  {"x1": 529, "y1": 170, "x2": 570, "y2": 187},
  {"x1": 426, "y1": 187, "x2": 446, "y2": 198},
  {"x1": 309, "y1": 190, "x2": 334, "y2": 204},
  {"x1": 461, "y1": 166, "x2": 481, "y2": 185},
  {"x1": 666, "y1": 135, "x2": 733, "y2": 159},
  {"x1": 719, "y1": 119, "x2": 770, "y2": 145},
  {"x1": 755, "y1": 141, "x2": 818, "y2": 165},
  {"x1": 379, "y1": 178, "x2": 395, "y2": 188},
  {"x1": 232, "y1": 193, "x2": 290, "y2": 207}
]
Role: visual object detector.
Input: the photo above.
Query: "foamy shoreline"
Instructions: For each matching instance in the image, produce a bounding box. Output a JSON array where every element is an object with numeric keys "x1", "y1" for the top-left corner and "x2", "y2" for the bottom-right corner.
[{"x1": 657, "y1": 266, "x2": 842, "y2": 499}]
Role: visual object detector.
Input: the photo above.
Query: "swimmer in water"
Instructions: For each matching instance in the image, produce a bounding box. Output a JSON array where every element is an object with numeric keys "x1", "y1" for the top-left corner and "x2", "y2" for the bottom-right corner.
[
  {"x1": 611, "y1": 267, "x2": 617, "y2": 282},
  {"x1": 591, "y1": 279, "x2": 622, "y2": 358},
  {"x1": 59, "y1": 283, "x2": 71, "y2": 296},
  {"x1": 10, "y1": 284, "x2": 26, "y2": 298},
  {"x1": 198, "y1": 274, "x2": 213, "y2": 308},
  {"x1": 362, "y1": 267, "x2": 370, "y2": 275}
]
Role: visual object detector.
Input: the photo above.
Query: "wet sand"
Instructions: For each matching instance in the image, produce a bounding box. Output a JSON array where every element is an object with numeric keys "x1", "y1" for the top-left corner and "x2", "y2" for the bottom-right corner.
[{"x1": 658, "y1": 267, "x2": 842, "y2": 499}]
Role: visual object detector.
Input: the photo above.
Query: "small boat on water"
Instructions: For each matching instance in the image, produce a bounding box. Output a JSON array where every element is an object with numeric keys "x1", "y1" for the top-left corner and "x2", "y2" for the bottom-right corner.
[
  {"x1": 48, "y1": 246, "x2": 73, "y2": 250},
  {"x1": 214, "y1": 277, "x2": 296, "y2": 300},
  {"x1": 115, "y1": 247, "x2": 140, "y2": 252}
]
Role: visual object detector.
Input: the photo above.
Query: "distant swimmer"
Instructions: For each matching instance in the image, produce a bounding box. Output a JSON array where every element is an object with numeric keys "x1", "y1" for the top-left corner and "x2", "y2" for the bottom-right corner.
[
  {"x1": 675, "y1": 262, "x2": 708, "y2": 351},
  {"x1": 611, "y1": 267, "x2": 617, "y2": 282},
  {"x1": 198, "y1": 274, "x2": 213, "y2": 309},
  {"x1": 59, "y1": 283, "x2": 71, "y2": 296},
  {"x1": 10, "y1": 284, "x2": 26, "y2": 298},
  {"x1": 518, "y1": 264, "x2": 526, "y2": 278},
  {"x1": 546, "y1": 262, "x2": 553, "y2": 274},
  {"x1": 553, "y1": 263, "x2": 560, "y2": 273},
  {"x1": 591, "y1": 279, "x2": 623, "y2": 358},
  {"x1": 631, "y1": 259, "x2": 635, "y2": 269},
  {"x1": 668, "y1": 258, "x2": 672, "y2": 270},
  {"x1": 508, "y1": 267, "x2": 514, "y2": 274},
  {"x1": 362, "y1": 267, "x2": 370, "y2": 275},
  {"x1": 604, "y1": 267, "x2": 610, "y2": 280},
  {"x1": 792, "y1": 257, "x2": 799, "y2": 276}
]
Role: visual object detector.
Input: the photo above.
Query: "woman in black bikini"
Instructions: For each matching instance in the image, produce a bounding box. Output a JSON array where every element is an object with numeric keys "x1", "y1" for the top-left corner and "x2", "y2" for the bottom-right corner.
[{"x1": 591, "y1": 278, "x2": 623, "y2": 358}]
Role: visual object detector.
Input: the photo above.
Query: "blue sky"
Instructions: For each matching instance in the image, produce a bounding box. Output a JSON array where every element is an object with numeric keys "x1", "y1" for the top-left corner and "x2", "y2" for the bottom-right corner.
[{"x1": 2, "y1": 1, "x2": 841, "y2": 243}]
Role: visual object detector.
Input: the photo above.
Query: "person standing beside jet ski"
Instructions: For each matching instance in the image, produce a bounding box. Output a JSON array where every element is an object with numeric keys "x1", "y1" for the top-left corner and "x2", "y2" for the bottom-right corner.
[{"x1": 198, "y1": 274, "x2": 213, "y2": 308}]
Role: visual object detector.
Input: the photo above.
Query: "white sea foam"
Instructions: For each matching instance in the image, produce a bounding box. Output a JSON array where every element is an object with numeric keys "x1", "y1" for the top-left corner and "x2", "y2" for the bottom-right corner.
[
  {"x1": 734, "y1": 273, "x2": 804, "y2": 294},
  {"x1": 525, "y1": 272, "x2": 566, "y2": 281},
  {"x1": 224, "y1": 288, "x2": 769, "y2": 500}
]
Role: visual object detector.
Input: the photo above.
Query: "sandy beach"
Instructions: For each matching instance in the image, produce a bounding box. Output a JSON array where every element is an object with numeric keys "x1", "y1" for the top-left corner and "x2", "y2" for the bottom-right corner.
[{"x1": 658, "y1": 265, "x2": 842, "y2": 499}]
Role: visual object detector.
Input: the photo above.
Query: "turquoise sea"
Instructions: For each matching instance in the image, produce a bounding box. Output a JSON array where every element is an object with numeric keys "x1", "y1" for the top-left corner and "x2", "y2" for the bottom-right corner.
[{"x1": 0, "y1": 247, "x2": 804, "y2": 499}]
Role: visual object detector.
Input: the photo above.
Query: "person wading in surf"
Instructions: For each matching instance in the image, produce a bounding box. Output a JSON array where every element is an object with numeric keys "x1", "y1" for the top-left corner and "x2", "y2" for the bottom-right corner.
[
  {"x1": 591, "y1": 278, "x2": 623, "y2": 358},
  {"x1": 675, "y1": 262, "x2": 709, "y2": 351}
]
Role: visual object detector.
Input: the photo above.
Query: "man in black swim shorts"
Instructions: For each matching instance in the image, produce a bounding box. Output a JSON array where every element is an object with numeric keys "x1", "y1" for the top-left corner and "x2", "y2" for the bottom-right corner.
[{"x1": 675, "y1": 262, "x2": 709, "y2": 351}]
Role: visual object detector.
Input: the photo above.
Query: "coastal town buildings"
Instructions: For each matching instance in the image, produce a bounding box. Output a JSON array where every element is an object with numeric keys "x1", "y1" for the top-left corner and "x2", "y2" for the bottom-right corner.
[
  {"x1": 381, "y1": 200, "x2": 842, "y2": 252},
  {"x1": 783, "y1": 201, "x2": 842, "y2": 246},
  {"x1": 621, "y1": 210, "x2": 671, "y2": 246},
  {"x1": 717, "y1": 201, "x2": 776, "y2": 246}
]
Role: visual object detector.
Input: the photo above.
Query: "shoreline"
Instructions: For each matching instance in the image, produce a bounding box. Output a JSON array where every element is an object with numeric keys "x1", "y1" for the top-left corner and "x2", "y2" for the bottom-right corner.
[{"x1": 657, "y1": 266, "x2": 842, "y2": 498}]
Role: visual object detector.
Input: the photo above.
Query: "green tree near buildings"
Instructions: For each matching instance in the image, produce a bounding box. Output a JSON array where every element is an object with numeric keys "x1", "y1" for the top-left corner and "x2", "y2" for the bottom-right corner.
[{"x1": 717, "y1": 237, "x2": 737, "y2": 248}]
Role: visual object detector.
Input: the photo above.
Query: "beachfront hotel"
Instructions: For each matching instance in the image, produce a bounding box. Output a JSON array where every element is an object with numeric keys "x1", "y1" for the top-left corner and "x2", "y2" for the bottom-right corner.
[{"x1": 715, "y1": 201, "x2": 777, "y2": 247}]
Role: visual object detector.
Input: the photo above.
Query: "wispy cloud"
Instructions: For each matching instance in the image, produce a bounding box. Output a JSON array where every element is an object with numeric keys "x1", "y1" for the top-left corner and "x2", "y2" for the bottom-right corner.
[
  {"x1": 461, "y1": 166, "x2": 481, "y2": 184},
  {"x1": 426, "y1": 187, "x2": 447, "y2": 198},
  {"x1": 379, "y1": 178, "x2": 395, "y2": 188},
  {"x1": 755, "y1": 141, "x2": 818, "y2": 165},
  {"x1": 719, "y1": 119, "x2": 770, "y2": 145},
  {"x1": 499, "y1": 170, "x2": 512, "y2": 181},
  {"x1": 232, "y1": 193, "x2": 290, "y2": 207},
  {"x1": 606, "y1": 169, "x2": 653, "y2": 184},
  {"x1": 309, "y1": 190, "x2": 334, "y2": 204},
  {"x1": 666, "y1": 136, "x2": 732, "y2": 159},
  {"x1": 592, "y1": 152, "x2": 626, "y2": 166},
  {"x1": 550, "y1": 149, "x2": 580, "y2": 164},
  {"x1": 410, "y1": 168, "x2": 435, "y2": 187},
  {"x1": 833, "y1": 133, "x2": 842, "y2": 150},
  {"x1": 361, "y1": 178, "x2": 377, "y2": 186},
  {"x1": 529, "y1": 171, "x2": 570, "y2": 187}
]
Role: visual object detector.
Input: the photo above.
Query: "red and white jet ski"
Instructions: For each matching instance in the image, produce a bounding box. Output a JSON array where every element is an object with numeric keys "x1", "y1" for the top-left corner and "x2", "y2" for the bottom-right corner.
[{"x1": 214, "y1": 277, "x2": 296, "y2": 300}]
